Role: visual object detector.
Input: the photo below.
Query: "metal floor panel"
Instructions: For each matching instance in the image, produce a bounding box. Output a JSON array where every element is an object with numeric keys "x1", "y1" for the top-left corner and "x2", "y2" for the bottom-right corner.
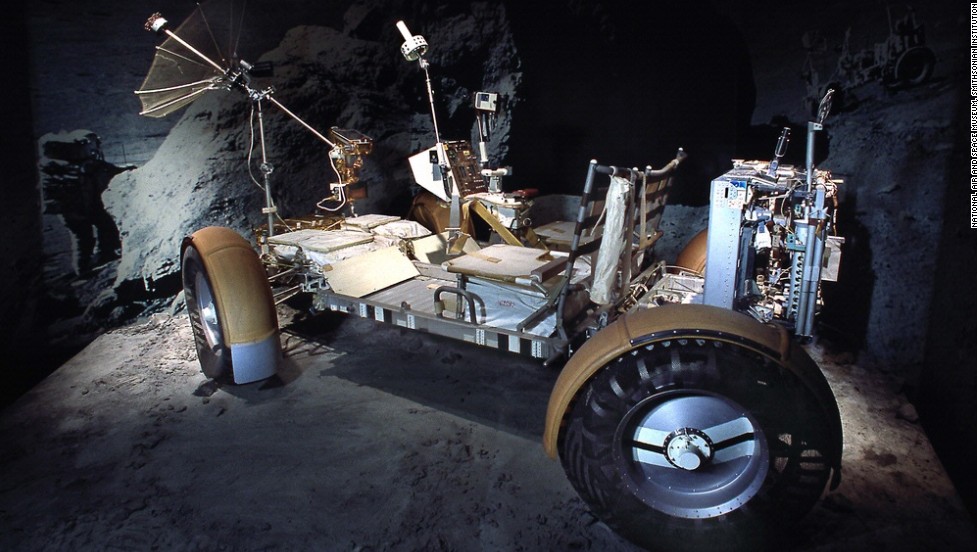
[{"x1": 367, "y1": 276, "x2": 454, "y2": 313}]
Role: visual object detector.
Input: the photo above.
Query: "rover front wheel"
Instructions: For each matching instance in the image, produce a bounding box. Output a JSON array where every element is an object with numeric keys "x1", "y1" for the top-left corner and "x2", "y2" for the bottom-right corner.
[
  {"x1": 674, "y1": 228, "x2": 707, "y2": 274},
  {"x1": 182, "y1": 227, "x2": 280, "y2": 384},
  {"x1": 183, "y1": 245, "x2": 231, "y2": 380},
  {"x1": 560, "y1": 336, "x2": 836, "y2": 551}
]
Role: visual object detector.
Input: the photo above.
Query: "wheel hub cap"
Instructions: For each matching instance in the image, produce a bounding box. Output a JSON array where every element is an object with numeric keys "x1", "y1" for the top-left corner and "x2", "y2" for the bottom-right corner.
[
  {"x1": 664, "y1": 428, "x2": 713, "y2": 470},
  {"x1": 619, "y1": 391, "x2": 769, "y2": 519},
  {"x1": 195, "y1": 271, "x2": 221, "y2": 348}
]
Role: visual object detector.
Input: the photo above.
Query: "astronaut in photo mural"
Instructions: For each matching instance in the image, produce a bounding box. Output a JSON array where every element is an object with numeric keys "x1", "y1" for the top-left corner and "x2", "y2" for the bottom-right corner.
[{"x1": 38, "y1": 130, "x2": 133, "y2": 274}]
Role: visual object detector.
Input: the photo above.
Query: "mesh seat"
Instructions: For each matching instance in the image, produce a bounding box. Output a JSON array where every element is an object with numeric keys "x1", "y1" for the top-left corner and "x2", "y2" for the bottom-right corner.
[
  {"x1": 442, "y1": 149, "x2": 685, "y2": 338},
  {"x1": 445, "y1": 244, "x2": 566, "y2": 285}
]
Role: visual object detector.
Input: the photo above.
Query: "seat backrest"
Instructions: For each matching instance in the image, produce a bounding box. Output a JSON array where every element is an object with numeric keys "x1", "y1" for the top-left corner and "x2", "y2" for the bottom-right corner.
[{"x1": 555, "y1": 149, "x2": 685, "y2": 335}]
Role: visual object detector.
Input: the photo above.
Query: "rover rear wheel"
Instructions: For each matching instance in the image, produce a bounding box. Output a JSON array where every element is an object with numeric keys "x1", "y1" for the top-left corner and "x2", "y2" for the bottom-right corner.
[{"x1": 560, "y1": 335, "x2": 836, "y2": 551}]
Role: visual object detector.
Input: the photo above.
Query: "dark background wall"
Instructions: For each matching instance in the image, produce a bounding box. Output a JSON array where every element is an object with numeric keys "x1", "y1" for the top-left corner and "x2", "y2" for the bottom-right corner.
[
  {"x1": 1, "y1": 0, "x2": 973, "y2": 512},
  {"x1": 503, "y1": 2, "x2": 756, "y2": 203},
  {"x1": 1, "y1": 3, "x2": 46, "y2": 407}
]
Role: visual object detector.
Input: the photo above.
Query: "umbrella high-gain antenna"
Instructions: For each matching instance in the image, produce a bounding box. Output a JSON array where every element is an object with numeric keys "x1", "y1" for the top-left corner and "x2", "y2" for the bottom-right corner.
[{"x1": 136, "y1": 10, "x2": 357, "y2": 239}]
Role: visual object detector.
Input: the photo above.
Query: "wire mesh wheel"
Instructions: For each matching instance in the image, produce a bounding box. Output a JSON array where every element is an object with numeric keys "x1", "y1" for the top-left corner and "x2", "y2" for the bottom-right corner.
[{"x1": 560, "y1": 335, "x2": 838, "y2": 551}]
